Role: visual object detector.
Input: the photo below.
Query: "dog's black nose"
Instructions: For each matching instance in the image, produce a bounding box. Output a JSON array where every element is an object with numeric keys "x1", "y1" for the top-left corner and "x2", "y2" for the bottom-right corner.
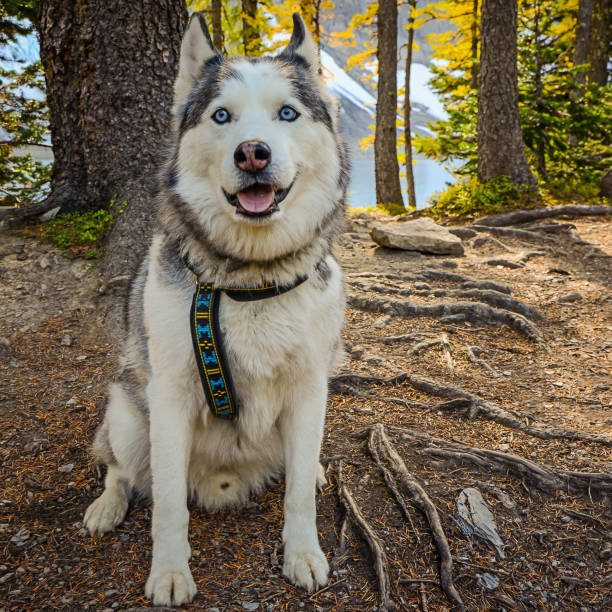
[{"x1": 234, "y1": 141, "x2": 271, "y2": 173}]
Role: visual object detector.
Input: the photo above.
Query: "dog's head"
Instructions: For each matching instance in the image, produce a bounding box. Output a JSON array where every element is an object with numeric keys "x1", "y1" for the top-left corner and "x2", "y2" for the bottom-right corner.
[{"x1": 165, "y1": 13, "x2": 348, "y2": 262}]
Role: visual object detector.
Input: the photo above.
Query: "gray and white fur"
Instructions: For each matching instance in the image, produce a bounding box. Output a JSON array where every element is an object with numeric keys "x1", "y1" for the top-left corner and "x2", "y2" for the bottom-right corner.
[{"x1": 83, "y1": 12, "x2": 349, "y2": 607}]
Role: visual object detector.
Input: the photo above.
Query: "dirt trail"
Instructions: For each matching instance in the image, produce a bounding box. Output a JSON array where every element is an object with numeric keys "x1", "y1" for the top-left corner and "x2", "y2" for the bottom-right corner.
[{"x1": 0, "y1": 214, "x2": 610, "y2": 611}]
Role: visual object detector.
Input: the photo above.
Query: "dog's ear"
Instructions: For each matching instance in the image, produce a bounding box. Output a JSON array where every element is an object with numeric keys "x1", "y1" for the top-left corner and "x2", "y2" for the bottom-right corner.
[
  {"x1": 280, "y1": 13, "x2": 321, "y2": 78},
  {"x1": 173, "y1": 12, "x2": 219, "y2": 114}
]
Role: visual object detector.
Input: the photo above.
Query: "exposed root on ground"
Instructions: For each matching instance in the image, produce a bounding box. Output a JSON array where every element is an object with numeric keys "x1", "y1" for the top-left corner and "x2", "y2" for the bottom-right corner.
[
  {"x1": 471, "y1": 204, "x2": 612, "y2": 228},
  {"x1": 334, "y1": 460, "x2": 396, "y2": 611},
  {"x1": 369, "y1": 424, "x2": 465, "y2": 611},
  {"x1": 466, "y1": 346, "x2": 498, "y2": 377},
  {"x1": 329, "y1": 372, "x2": 612, "y2": 447},
  {"x1": 471, "y1": 225, "x2": 555, "y2": 243},
  {"x1": 392, "y1": 427, "x2": 612, "y2": 496},
  {"x1": 347, "y1": 294, "x2": 543, "y2": 342}
]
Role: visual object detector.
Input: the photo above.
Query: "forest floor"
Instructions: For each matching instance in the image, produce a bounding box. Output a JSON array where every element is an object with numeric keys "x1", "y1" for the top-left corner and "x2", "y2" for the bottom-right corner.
[{"x1": 0, "y1": 210, "x2": 611, "y2": 612}]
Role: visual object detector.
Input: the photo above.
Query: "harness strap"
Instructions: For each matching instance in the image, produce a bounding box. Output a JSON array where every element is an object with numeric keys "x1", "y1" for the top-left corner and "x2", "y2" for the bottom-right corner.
[{"x1": 186, "y1": 255, "x2": 308, "y2": 420}]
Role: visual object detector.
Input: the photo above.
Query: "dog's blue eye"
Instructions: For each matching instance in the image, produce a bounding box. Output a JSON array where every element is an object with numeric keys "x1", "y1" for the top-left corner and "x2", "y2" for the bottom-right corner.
[
  {"x1": 279, "y1": 105, "x2": 299, "y2": 122},
  {"x1": 212, "y1": 108, "x2": 230, "y2": 124}
]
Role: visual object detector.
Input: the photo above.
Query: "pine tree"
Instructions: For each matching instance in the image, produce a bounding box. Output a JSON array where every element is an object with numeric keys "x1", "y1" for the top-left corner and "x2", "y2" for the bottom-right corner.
[
  {"x1": 375, "y1": 0, "x2": 404, "y2": 211},
  {"x1": 477, "y1": 0, "x2": 537, "y2": 187}
]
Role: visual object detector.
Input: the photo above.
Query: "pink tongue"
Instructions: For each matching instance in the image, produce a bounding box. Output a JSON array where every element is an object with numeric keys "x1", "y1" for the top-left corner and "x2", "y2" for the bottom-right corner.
[{"x1": 237, "y1": 186, "x2": 274, "y2": 213}]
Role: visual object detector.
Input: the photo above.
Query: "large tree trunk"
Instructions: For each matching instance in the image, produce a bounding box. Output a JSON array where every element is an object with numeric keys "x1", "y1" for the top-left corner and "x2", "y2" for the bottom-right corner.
[
  {"x1": 587, "y1": 0, "x2": 611, "y2": 85},
  {"x1": 39, "y1": 0, "x2": 187, "y2": 214},
  {"x1": 242, "y1": 0, "x2": 260, "y2": 55},
  {"x1": 211, "y1": 0, "x2": 224, "y2": 52},
  {"x1": 574, "y1": 0, "x2": 594, "y2": 86},
  {"x1": 470, "y1": 0, "x2": 480, "y2": 90},
  {"x1": 375, "y1": 0, "x2": 404, "y2": 212},
  {"x1": 39, "y1": 0, "x2": 188, "y2": 333},
  {"x1": 404, "y1": 0, "x2": 417, "y2": 210},
  {"x1": 477, "y1": 0, "x2": 537, "y2": 188}
]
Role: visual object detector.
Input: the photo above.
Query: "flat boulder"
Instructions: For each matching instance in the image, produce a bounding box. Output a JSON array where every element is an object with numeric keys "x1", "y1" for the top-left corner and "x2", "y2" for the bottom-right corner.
[{"x1": 370, "y1": 217, "x2": 464, "y2": 256}]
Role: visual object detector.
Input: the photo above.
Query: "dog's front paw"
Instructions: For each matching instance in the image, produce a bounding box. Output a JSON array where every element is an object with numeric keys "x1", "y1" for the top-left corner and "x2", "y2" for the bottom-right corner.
[
  {"x1": 83, "y1": 491, "x2": 128, "y2": 536},
  {"x1": 283, "y1": 547, "x2": 329, "y2": 592},
  {"x1": 145, "y1": 564, "x2": 197, "y2": 606}
]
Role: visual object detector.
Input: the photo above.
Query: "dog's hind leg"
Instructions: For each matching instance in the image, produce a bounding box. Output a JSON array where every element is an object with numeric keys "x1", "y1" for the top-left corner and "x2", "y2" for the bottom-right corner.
[
  {"x1": 84, "y1": 382, "x2": 149, "y2": 535},
  {"x1": 84, "y1": 464, "x2": 131, "y2": 536}
]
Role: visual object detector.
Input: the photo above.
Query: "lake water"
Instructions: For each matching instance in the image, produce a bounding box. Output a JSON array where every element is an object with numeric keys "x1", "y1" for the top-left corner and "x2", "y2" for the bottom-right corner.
[{"x1": 347, "y1": 157, "x2": 456, "y2": 209}]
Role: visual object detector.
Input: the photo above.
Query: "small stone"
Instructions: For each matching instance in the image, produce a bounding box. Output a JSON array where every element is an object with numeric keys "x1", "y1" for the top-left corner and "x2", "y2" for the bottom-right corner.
[
  {"x1": 414, "y1": 282, "x2": 431, "y2": 291},
  {"x1": 557, "y1": 292, "x2": 583, "y2": 303},
  {"x1": 60, "y1": 334, "x2": 73, "y2": 347},
  {"x1": 242, "y1": 603, "x2": 259, "y2": 611},
  {"x1": 560, "y1": 515, "x2": 572, "y2": 523},
  {"x1": 10, "y1": 528, "x2": 30, "y2": 546},
  {"x1": 0, "y1": 573, "x2": 14, "y2": 584},
  {"x1": 65, "y1": 398, "x2": 78, "y2": 407},
  {"x1": 503, "y1": 371, "x2": 511, "y2": 377},
  {"x1": 476, "y1": 572, "x2": 499, "y2": 590},
  {"x1": 58, "y1": 464, "x2": 74, "y2": 473},
  {"x1": 38, "y1": 255, "x2": 51, "y2": 269},
  {"x1": 76, "y1": 355, "x2": 88, "y2": 361}
]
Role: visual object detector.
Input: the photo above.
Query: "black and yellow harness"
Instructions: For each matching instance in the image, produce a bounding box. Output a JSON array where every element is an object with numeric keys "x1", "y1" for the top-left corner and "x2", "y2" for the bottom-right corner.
[{"x1": 185, "y1": 257, "x2": 307, "y2": 421}]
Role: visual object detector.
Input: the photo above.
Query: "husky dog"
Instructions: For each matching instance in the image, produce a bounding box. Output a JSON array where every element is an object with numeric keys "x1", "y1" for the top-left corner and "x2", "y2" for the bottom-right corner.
[{"x1": 83, "y1": 12, "x2": 349, "y2": 607}]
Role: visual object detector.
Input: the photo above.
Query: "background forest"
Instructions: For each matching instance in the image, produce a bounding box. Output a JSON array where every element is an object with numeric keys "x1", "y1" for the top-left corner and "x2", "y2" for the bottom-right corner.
[{"x1": 1, "y1": 0, "x2": 610, "y2": 227}]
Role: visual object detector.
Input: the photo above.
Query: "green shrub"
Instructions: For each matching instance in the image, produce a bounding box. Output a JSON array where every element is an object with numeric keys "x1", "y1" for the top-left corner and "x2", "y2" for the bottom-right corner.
[
  {"x1": 42, "y1": 200, "x2": 126, "y2": 258},
  {"x1": 423, "y1": 176, "x2": 536, "y2": 222}
]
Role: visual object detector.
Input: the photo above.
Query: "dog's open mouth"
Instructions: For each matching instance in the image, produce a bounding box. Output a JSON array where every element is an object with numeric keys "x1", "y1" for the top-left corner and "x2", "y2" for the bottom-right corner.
[{"x1": 223, "y1": 182, "x2": 293, "y2": 217}]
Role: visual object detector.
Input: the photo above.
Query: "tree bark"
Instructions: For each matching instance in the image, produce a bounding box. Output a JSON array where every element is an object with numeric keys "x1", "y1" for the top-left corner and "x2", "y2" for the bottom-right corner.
[
  {"x1": 477, "y1": 0, "x2": 537, "y2": 188},
  {"x1": 241, "y1": 0, "x2": 259, "y2": 56},
  {"x1": 404, "y1": 0, "x2": 417, "y2": 210},
  {"x1": 470, "y1": 0, "x2": 480, "y2": 90},
  {"x1": 39, "y1": 0, "x2": 187, "y2": 214},
  {"x1": 211, "y1": 0, "x2": 224, "y2": 52},
  {"x1": 573, "y1": 0, "x2": 594, "y2": 86},
  {"x1": 375, "y1": 0, "x2": 404, "y2": 212},
  {"x1": 38, "y1": 0, "x2": 188, "y2": 334},
  {"x1": 587, "y1": 0, "x2": 610, "y2": 85}
]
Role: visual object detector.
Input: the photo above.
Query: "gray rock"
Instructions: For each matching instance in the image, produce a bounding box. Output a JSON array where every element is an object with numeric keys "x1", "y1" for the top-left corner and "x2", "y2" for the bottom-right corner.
[
  {"x1": 557, "y1": 292, "x2": 583, "y2": 303},
  {"x1": 457, "y1": 487, "x2": 505, "y2": 558},
  {"x1": 242, "y1": 603, "x2": 259, "y2": 611},
  {"x1": 448, "y1": 227, "x2": 477, "y2": 240},
  {"x1": 370, "y1": 217, "x2": 464, "y2": 256},
  {"x1": 38, "y1": 255, "x2": 51, "y2": 269},
  {"x1": 476, "y1": 572, "x2": 499, "y2": 590},
  {"x1": 58, "y1": 463, "x2": 74, "y2": 473},
  {"x1": 60, "y1": 334, "x2": 73, "y2": 346},
  {"x1": 10, "y1": 528, "x2": 30, "y2": 546}
]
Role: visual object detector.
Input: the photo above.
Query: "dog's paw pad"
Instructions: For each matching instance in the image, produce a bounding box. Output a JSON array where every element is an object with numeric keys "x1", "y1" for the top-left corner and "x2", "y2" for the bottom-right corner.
[
  {"x1": 145, "y1": 567, "x2": 197, "y2": 606},
  {"x1": 283, "y1": 548, "x2": 329, "y2": 592},
  {"x1": 83, "y1": 492, "x2": 128, "y2": 536}
]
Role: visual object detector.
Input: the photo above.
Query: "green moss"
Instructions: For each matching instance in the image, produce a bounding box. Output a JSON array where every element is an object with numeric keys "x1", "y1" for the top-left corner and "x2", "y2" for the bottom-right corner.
[{"x1": 42, "y1": 200, "x2": 126, "y2": 258}]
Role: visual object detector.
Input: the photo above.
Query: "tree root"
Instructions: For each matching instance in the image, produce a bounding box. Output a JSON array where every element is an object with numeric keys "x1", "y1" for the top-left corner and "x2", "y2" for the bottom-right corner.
[
  {"x1": 369, "y1": 424, "x2": 465, "y2": 611},
  {"x1": 471, "y1": 225, "x2": 555, "y2": 243},
  {"x1": 392, "y1": 428, "x2": 612, "y2": 496},
  {"x1": 466, "y1": 346, "x2": 498, "y2": 377},
  {"x1": 0, "y1": 189, "x2": 66, "y2": 222},
  {"x1": 430, "y1": 288, "x2": 541, "y2": 320},
  {"x1": 472, "y1": 204, "x2": 612, "y2": 228},
  {"x1": 329, "y1": 372, "x2": 612, "y2": 447},
  {"x1": 334, "y1": 460, "x2": 396, "y2": 611},
  {"x1": 347, "y1": 294, "x2": 544, "y2": 343}
]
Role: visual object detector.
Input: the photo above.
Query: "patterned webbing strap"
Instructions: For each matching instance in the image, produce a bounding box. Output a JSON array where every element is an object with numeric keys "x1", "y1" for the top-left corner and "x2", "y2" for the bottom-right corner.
[{"x1": 190, "y1": 275, "x2": 307, "y2": 420}]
